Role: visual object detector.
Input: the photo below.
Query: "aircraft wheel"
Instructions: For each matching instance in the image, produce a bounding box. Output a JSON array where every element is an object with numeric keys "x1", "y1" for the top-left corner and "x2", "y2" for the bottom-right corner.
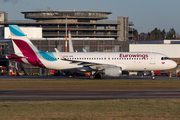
[
  {"x1": 89, "y1": 75, "x2": 94, "y2": 79},
  {"x1": 95, "y1": 73, "x2": 101, "y2": 79},
  {"x1": 151, "y1": 76, "x2": 155, "y2": 80}
]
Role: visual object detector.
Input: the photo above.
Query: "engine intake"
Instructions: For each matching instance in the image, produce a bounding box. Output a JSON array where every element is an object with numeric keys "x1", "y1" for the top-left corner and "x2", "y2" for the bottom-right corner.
[{"x1": 104, "y1": 67, "x2": 122, "y2": 77}]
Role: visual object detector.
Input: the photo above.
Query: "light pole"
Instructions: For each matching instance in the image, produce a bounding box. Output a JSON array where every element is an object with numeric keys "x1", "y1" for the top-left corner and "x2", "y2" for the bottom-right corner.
[{"x1": 65, "y1": 16, "x2": 67, "y2": 52}]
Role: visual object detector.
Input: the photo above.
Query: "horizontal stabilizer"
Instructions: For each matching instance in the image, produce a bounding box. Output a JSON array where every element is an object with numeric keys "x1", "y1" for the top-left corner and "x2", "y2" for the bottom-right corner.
[{"x1": 6, "y1": 54, "x2": 26, "y2": 59}]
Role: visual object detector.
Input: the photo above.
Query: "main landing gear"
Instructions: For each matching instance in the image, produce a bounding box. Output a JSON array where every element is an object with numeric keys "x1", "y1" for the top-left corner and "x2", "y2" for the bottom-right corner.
[
  {"x1": 151, "y1": 71, "x2": 156, "y2": 80},
  {"x1": 89, "y1": 71, "x2": 101, "y2": 79}
]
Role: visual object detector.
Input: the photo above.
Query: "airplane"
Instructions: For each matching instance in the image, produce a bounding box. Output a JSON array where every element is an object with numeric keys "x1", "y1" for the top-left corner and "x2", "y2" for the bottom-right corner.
[
  {"x1": 83, "y1": 48, "x2": 87, "y2": 52},
  {"x1": 68, "y1": 28, "x2": 74, "y2": 52},
  {"x1": 68, "y1": 28, "x2": 86, "y2": 52},
  {"x1": 6, "y1": 25, "x2": 177, "y2": 79}
]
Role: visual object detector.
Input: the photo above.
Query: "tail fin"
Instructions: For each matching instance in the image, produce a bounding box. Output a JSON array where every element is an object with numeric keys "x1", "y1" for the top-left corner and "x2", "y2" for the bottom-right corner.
[
  {"x1": 68, "y1": 28, "x2": 74, "y2": 52},
  {"x1": 9, "y1": 25, "x2": 39, "y2": 55},
  {"x1": 8, "y1": 25, "x2": 46, "y2": 68},
  {"x1": 83, "y1": 48, "x2": 87, "y2": 52}
]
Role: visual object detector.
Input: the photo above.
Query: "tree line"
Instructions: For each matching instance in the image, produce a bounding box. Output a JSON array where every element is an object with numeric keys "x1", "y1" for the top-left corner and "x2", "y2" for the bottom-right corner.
[{"x1": 133, "y1": 28, "x2": 179, "y2": 41}]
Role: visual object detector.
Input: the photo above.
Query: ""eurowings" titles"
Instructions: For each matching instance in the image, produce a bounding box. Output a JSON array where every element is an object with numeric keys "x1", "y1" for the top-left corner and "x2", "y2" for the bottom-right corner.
[{"x1": 119, "y1": 53, "x2": 148, "y2": 59}]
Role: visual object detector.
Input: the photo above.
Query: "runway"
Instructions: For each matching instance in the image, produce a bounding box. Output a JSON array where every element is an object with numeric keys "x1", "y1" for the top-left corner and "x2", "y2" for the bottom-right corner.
[
  {"x1": 0, "y1": 90, "x2": 180, "y2": 101},
  {"x1": 0, "y1": 75, "x2": 180, "y2": 101}
]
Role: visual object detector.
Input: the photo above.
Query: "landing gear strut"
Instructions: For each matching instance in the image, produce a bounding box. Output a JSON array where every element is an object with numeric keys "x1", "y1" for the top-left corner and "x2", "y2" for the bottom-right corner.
[
  {"x1": 89, "y1": 71, "x2": 101, "y2": 79},
  {"x1": 151, "y1": 71, "x2": 156, "y2": 80}
]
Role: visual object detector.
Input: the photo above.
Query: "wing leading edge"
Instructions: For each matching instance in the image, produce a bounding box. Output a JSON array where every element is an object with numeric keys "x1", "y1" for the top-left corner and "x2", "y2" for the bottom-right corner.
[{"x1": 54, "y1": 48, "x2": 124, "y2": 70}]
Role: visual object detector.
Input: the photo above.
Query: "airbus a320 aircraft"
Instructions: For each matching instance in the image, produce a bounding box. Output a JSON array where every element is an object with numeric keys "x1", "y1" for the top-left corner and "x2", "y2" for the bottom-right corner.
[{"x1": 6, "y1": 25, "x2": 177, "y2": 79}]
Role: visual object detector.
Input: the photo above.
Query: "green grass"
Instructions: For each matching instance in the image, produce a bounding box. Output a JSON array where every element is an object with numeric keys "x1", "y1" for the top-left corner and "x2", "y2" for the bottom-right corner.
[
  {"x1": 1, "y1": 78, "x2": 180, "y2": 119},
  {"x1": 0, "y1": 99, "x2": 180, "y2": 120},
  {"x1": 0, "y1": 79, "x2": 180, "y2": 90}
]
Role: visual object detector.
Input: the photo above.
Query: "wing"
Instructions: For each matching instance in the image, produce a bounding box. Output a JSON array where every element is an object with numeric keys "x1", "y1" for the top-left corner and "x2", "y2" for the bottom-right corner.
[
  {"x1": 55, "y1": 48, "x2": 120, "y2": 70},
  {"x1": 70, "y1": 60, "x2": 117, "y2": 70}
]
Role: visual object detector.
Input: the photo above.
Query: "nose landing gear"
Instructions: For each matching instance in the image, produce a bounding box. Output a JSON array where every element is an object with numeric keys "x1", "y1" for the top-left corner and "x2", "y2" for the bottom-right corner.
[{"x1": 151, "y1": 71, "x2": 156, "y2": 80}]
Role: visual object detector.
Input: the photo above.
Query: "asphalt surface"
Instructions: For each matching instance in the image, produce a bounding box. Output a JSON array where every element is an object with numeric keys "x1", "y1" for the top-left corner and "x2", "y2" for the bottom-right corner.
[
  {"x1": 0, "y1": 75, "x2": 180, "y2": 101},
  {"x1": 0, "y1": 90, "x2": 180, "y2": 102}
]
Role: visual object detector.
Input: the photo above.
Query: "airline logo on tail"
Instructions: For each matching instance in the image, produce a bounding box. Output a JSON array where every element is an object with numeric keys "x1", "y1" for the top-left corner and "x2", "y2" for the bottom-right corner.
[{"x1": 7, "y1": 25, "x2": 47, "y2": 68}]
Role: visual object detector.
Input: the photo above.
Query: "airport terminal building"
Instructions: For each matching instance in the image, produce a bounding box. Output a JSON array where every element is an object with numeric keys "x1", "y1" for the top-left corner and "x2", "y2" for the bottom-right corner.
[
  {"x1": 0, "y1": 10, "x2": 134, "y2": 75},
  {"x1": 1, "y1": 11, "x2": 133, "y2": 41}
]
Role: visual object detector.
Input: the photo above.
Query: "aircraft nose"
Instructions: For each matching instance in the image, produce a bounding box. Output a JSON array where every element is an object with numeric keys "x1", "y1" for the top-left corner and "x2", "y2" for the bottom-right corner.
[{"x1": 171, "y1": 61, "x2": 177, "y2": 69}]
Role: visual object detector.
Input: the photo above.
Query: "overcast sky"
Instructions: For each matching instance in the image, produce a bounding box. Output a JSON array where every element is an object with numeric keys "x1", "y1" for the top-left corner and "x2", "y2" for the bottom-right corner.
[{"x1": 0, "y1": 0, "x2": 180, "y2": 33}]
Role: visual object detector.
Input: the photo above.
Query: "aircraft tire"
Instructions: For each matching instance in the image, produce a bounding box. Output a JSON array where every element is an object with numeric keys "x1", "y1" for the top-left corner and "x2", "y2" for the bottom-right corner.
[
  {"x1": 151, "y1": 76, "x2": 155, "y2": 80},
  {"x1": 95, "y1": 73, "x2": 101, "y2": 79},
  {"x1": 89, "y1": 75, "x2": 94, "y2": 79}
]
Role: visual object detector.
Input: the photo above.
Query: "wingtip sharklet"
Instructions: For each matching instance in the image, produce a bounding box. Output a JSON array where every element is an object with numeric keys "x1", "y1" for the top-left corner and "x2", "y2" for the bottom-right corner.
[{"x1": 54, "y1": 48, "x2": 66, "y2": 60}]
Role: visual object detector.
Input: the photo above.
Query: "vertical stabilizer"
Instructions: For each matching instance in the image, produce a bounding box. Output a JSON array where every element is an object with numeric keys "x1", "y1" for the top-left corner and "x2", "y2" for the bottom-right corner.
[
  {"x1": 8, "y1": 25, "x2": 46, "y2": 68},
  {"x1": 68, "y1": 28, "x2": 74, "y2": 52},
  {"x1": 9, "y1": 25, "x2": 39, "y2": 54}
]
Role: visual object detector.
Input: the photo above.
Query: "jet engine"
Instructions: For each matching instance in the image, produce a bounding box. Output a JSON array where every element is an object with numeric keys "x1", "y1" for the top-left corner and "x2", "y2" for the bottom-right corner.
[{"x1": 104, "y1": 67, "x2": 122, "y2": 77}]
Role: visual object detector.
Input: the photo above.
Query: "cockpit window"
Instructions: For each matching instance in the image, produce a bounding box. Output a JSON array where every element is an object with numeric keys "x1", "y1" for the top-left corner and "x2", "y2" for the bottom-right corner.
[{"x1": 161, "y1": 57, "x2": 170, "y2": 60}]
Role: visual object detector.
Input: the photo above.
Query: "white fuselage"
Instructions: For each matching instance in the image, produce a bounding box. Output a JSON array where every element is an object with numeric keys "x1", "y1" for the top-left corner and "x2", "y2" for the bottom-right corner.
[{"x1": 25, "y1": 52, "x2": 177, "y2": 71}]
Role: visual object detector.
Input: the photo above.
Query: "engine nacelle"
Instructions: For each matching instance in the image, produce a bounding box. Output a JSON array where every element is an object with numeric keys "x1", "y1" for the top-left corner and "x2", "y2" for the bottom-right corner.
[{"x1": 104, "y1": 67, "x2": 122, "y2": 77}]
